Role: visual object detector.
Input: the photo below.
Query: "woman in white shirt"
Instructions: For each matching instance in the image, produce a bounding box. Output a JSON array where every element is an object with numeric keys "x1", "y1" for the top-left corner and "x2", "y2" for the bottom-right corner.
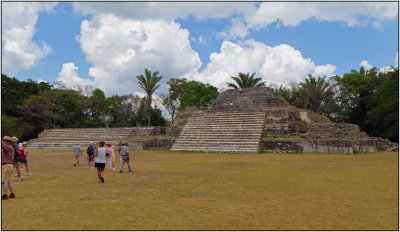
[{"x1": 94, "y1": 141, "x2": 107, "y2": 183}]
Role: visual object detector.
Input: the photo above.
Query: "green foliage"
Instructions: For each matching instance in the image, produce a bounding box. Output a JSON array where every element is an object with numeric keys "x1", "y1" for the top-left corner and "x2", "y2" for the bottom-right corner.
[
  {"x1": 136, "y1": 68, "x2": 163, "y2": 126},
  {"x1": 1, "y1": 74, "x2": 43, "y2": 116},
  {"x1": 227, "y1": 72, "x2": 265, "y2": 89},
  {"x1": 178, "y1": 81, "x2": 219, "y2": 111},
  {"x1": 106, "y1": 94, "x2": 139, "y2": 127},
  {"x1": 134, "y1": 98, "x2": 166, "y2": 126},
  {"x1": 296, "y1": 75, "x2": 336, "y2": 115},
  {"x1": 167, "y1": 78, "x2": 219, "y2": 111},
  {"x1": 366, "y1": 68, "x2": 399, "y2": 142}
]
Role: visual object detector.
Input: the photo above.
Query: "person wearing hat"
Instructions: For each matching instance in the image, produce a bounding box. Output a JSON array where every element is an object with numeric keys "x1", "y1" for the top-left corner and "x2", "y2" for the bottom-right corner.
[
  {"x1": 11, "y1": 137, "x2": 24, "y2": 181},
  {"x1": 2, "y1": 136, "x2": 16, "y2": 200},
  {"x1": 19, "y1": 142, "x2": 31, "y2": 176},
  {"x1": 105, "y1": 143, "x2": 115, "y2": 171}
]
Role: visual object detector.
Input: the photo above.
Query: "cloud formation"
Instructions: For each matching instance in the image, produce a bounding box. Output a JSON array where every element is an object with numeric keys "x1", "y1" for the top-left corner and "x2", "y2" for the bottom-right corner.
[
  {"x1": 188, "y1": 40, "x2": 336, "y2": 90},
  {"x1": 2, "y1": 2, "x2": 57, "y2": 75},
  {"x1": 228, "y1": 2, "x2": 398, "y2": 38},
  {"x1": 69, "y1": 14, "x2": 202, "y2": 96}
]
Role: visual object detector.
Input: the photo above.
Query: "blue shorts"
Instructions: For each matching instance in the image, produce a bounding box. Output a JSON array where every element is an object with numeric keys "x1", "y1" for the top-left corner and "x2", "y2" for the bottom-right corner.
[{"x1": 20, "y1": 157, "x2": 27, "y2": 164}]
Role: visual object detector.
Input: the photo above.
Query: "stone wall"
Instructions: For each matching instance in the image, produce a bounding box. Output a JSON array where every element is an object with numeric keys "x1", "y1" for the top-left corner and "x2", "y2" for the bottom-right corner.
[
  {"x1": 210, "y1": 87, "x2": 286, "y2": 111},
  {"x1": 305, "y1": 123, "x2": 367, "y2": 139},
  {"x1": 174, "y1": 108, "x2": 204, "y2": 125},
  {"x1": 263, "y1": 124, "x2": 289, "y2": 137},
  {"x1": 166, "y1": 126, "x2": 184, "y2": 137},
  {"x1": 128, "y1": 138, "x2": 176, "y2": 150},
  {"x1": 130, "y1": 126, "x2": 166, "y2": 136}
]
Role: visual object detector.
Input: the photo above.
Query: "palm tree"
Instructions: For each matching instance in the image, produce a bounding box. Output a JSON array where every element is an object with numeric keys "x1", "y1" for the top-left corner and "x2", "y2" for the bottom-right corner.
[
  {"x1": 297, "y1": 74, "x2": 336, "y2": 114},
  {"x1": 136, "y1": 68, "x2": 163, "y2": 127},
  {"x1": 227, "y1": 72, "x2": 265, "y2": 89}
]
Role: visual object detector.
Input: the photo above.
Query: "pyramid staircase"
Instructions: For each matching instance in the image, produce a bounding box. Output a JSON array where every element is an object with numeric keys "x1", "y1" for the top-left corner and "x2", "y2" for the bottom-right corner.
[
  {"x1": 171, "y1": 111, "x2": 266, "y2": 153},
  {"x1": 27, "y1": 127, "x2": 135, "y2": 150}
]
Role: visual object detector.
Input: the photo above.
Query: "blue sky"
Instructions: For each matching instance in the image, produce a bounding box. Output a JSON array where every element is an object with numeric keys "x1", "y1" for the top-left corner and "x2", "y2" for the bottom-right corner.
[{"x1": 2, "y1": 2, "x2": 398, "y2": 96}]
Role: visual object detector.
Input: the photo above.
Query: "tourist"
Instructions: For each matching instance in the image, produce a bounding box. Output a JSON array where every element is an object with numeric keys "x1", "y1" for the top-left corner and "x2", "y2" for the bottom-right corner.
[
  {"x1": 19, "y1": 142, "x2": 31, "y2": 176},
  {"x1": 11, "y1": 137, "x2": 24, "y2": 181},
  {"x1": 2, "y1": 136, "x2": 16, "y2": 200},
  {"x1": 105, "y1": 143, "x2": 115, "y2": 170},
  {"x1": 87, "y1": 143, "x2": 95, "y2": 169},
  {"x1": 73, "y1": 144, "x2": 82, "y2": 167},
  {"x1": 93, "y1": 141, "x2": 106, "y2": 183},
  {"x1": 119, "y1": 142, "x2": 133, "y2": 173}
]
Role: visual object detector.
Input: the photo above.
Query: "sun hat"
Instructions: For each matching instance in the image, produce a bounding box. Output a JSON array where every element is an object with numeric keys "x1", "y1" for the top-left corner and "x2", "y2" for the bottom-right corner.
[
  {"x1": 11, "y1": 137, "x2": 18, "y2": 142},
  {"x1": 22, "y1": 142, "x2": 27, "y2": 145},
  {"x1": 3, "y1": 136, "x2": 13, "y2": 141},
  {"x1": 106, "y1": 143, "x2": 112, "y2": 147}
]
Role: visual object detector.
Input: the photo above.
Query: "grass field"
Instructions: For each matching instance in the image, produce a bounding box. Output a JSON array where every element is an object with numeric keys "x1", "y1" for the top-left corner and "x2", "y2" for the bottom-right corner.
[{"x1": 1, "y1": 150, "x2": 398, "y2": 230}]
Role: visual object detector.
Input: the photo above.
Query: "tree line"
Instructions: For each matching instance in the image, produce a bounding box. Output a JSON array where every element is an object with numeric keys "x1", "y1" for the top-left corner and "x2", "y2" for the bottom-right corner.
[{"x1": 1, "y1": 66, "x2": 398, "y2": 142}]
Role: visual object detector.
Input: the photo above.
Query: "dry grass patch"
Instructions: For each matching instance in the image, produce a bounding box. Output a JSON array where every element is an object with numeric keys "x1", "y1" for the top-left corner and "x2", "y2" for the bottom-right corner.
[{"x1": 2, "y1": 150, "x2": 398, "y2": 230}]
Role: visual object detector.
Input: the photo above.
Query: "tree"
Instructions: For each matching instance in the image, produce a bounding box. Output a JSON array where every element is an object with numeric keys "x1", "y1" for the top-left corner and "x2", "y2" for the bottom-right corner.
[
  {"x1": 296, "y1": 75, "x2": 336, "y2": 115},
  {"x1": 179, "y1": 81, "x2": 219, "y2": 110},
  {"x1": 227, "y1": 72, "x2": 265, "y2": 89},
  {"x1": 106, "y1": 94, "x2": 139, "y2": 127},
  {"x1": 134, "y1": 97, "x2": 166, "y2": 126},
  {"x1": 157, "y1": 95, "x2": 178, "y2": 124},
  {"x1": 136, "y1": 68, "x2": 163, "y2": 127},
  {"x1": 166, "y1": 78, "x2": 219, "y2": 111},
  {"x1": 366, "y1": 68, "x2": 399, "y2": 142}
]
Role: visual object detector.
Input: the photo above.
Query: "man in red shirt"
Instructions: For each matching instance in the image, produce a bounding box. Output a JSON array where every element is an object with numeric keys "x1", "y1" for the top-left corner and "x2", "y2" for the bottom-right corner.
[{"x1": 2, "y1": 136, "x2": 16, "y2": 200}]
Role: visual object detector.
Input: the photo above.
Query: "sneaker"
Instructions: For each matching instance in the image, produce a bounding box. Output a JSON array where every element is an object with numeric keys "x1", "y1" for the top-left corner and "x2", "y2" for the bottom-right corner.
[
  {"x1": 9, "y1": 193, "x2": 15, "y2": 198},
  {"x1": 20, "y1": 168, "x2": 23, "y2": 170},
  {"x1": 26, "y1": 173, "x2": 32, "y2": 176},
  {"x1": 112, "y1": 168, "x2": 115, "y2": 170},
  {"x1": 18, "y1": 177, "x2": 25, "y2": 181},
  {"x1": 15, "y1": 173, "x2": 18, "y2": 177},
  {"x1": 2, "y1": 195, "x2": 8, "y2": 200},
  {"x1": 73, "y1": 163, "x2": 76, "y2": 166},
  {"x1": 119, "y1": 171, "x2": 122, "y2": 173},
  {"x1": 129, "y1": 170, "x2": 133, "y2": 172},
  {"x1": 101, "y1": 177, "x2": 104, "y2": 183}
]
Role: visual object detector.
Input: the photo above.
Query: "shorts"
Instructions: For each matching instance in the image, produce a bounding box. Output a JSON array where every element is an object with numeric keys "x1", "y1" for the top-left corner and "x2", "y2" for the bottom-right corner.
[
  {"x1": 87, "y1": 154, "x2": 94, "y2": 162},
  {"x1": 20, "y1": 157, "x2": 27, "y2": 164},
  {"x1": 2, "y1": 164, "x2": 14, "y2": 183},
  {"x1": 94, "y1": 162, "x2": 105, "y2": 168},
  {"x1": 13, "y1": 156, "x2": 22, "y2": 163},
  {"x1": 74, "y1": 154, "x2": 80, "y2": 158}
]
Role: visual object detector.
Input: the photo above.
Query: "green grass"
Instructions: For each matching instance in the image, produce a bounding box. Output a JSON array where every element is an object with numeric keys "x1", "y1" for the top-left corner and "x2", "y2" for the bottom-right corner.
[{"x1": 2, "y1": 150, "x2": 398, "y2": 230}]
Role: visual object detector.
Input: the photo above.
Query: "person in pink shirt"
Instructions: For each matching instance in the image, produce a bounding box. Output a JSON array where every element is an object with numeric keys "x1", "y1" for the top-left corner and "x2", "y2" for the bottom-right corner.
[{"x1": 105, "y1": 143, "x2": 115, "y2": 170}]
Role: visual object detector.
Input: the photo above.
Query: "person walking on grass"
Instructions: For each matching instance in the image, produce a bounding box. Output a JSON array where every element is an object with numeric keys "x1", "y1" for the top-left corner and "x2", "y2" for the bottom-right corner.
[
  {"x1": 105, "y1": 143, "x2": 115, "y2": 170},
  {"x1": 73, "y1": 144, "x2": 82, "y2": 167},
  {"x1": 11, "y1": 137, "x2": 24, "y2": 181},
  {"x1": 2, "y1": 136, "x2": 16, "y2": 200},
  {"x1": 94, "y1": 141, "x2": 106, "y2": 183},
  {"x1": 87, "y1": 143, "x2": 95, "y2": 169},
  {"x1": 119, "y1": 142, "x2": 133, "y2": 173},
  {"x1": 19, "y1": 142, "x2": 31, "y2": 176}
]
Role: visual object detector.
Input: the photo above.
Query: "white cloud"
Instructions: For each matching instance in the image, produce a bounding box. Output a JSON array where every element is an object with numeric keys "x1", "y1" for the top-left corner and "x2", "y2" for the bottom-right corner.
[
  {"x1": 188, "y1": 40, "x2": 336, "y2": 90},
  {"x1": 57, "y1": 62, "x2": 95, "y2": 88},
  {"x1": 229, "y1": 2, "x2": 398, "y2": 38},
  {"x1": 360, "y1": 60, "x2": 373, "y2": 70},
  {"x1": 2, "y1": 2, "x2": 57, "y2": 75},
  {"x1": 76, "y1": 14, "x2": 202, "y2": 96},
  {"x1": 73, "y1": 2, "x2": 256, "y2": 21}
]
